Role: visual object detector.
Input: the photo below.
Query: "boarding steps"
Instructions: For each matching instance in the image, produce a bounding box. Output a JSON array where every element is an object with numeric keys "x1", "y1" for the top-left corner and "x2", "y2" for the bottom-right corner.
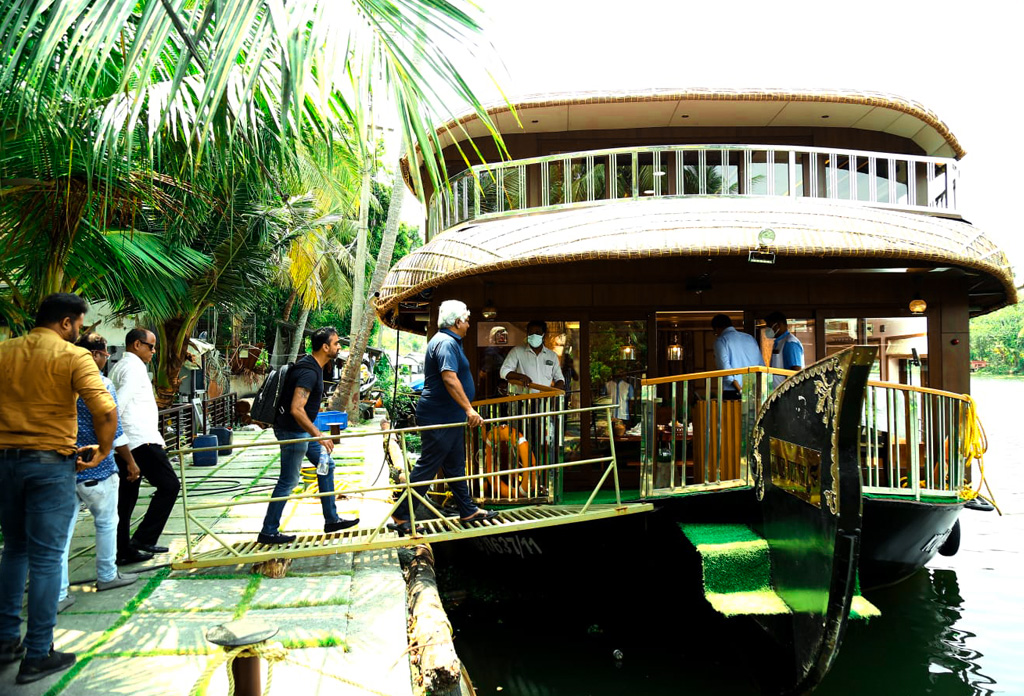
[
  {"x1": 172, "y1": 502, "x2": 653, "y2": 570},
  {"x1": 680, "y1": 523, "x2": 880, "y2": 620}
]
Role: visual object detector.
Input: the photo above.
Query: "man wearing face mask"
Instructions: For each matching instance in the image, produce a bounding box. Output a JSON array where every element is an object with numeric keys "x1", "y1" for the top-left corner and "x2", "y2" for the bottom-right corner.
[
  {"x1": 763, "y1": 311, "x2": 805, "y2": 389},
  {"x1": 500, "y1": 320, "x2": 566, "y2": 393}
]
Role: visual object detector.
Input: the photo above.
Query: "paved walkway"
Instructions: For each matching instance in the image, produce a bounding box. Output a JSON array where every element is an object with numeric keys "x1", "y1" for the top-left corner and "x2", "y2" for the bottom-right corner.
[{"x1": 2, "y1": 418, "x2": 413, "y2": 696}]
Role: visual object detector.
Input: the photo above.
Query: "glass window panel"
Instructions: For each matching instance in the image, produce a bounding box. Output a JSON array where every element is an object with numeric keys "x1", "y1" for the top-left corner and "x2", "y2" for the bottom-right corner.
[
  {"x1": 894, "y1": 160, "x2": 909, "y2": 205},
  {"x1": 774, "y1": 156, "x2": 790, "y2": 196},
  {"x1": 856, "y1": 157, "x2": 872, "y2": 201},
  {"x1": 835, "y1": 155, "x2": 852, "y2": 200},
  {"x1": 589, "y1": 320, "x2": 648, "y2": 460},
  {"x1": 615, "y1": 153, "x2": 634, "y2": 198},
  {"x1": 547, "y1": 160, "x2": 565, "y2": 205},
  {"x1": 569, "y1": 157, "x2": 588, "y2": 203},
  {"x1": 478, "y1": 170, "x2": 498, "y2": 214},
  {"x1": 750, "y1": 151, "x2": 769, "y2": 195},
  {"x1": 704, "y1": 150, "x2": 725, "y2": 194},
  {"x1": 793, "y1": 152, "x2": 808, "y2": 197},
  {"x1": 682, "y1": 150, "x2": 701, "y2": 194},
  {"x1": 876, "y1": 158, "x2": 891, "y2": 203}
]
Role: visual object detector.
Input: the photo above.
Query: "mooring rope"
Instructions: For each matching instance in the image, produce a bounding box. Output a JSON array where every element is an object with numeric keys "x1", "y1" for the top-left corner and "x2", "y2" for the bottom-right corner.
[
  {"x1": 959, "y1": 394, "x2": 1001, "y2": 515},
  {"x1": 189, "y1": 642, "x2": 288, "y2": 696}
]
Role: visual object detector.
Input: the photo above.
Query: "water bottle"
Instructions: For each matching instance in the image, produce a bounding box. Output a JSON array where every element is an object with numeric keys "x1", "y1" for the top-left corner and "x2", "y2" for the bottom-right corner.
[{"x1": 317, "y1": 448, "x2": 333, "y2": 476}]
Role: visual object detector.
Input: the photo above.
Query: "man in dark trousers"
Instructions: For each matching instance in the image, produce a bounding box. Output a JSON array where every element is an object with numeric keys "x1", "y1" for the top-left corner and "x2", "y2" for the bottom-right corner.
[
  {"x1": 0, "y1": 293, "x2": 116, "y2": 683},
  {"x1": 110, "y1": 328, "x2": 180, "y2": 564},
  {"x1": 258, "y1": 326, "x2": 359, "y2": 544},
  {"x1": 392, "y1": 300, "x2": 498, "y2": 532}
]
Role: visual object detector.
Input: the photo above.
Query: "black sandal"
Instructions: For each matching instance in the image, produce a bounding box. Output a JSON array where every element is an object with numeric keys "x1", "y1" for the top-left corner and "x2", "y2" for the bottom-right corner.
[
  {"x1": 387, "y1": 520, "x2": 414, "y2": 537},
  {"x1": 460, "y1": 509, "x2": 500, "y2": 525}
]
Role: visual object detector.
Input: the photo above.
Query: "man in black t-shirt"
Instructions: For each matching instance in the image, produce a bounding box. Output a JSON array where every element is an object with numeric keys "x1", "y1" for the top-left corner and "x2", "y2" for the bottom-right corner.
[{"x1": 257, "y1": 327, "x2": 359, "y2": 545}]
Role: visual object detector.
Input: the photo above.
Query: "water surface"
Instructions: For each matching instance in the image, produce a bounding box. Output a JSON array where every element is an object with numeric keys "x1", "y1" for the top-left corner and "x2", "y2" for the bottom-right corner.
[{"x1": 448, "y1": 375, "x2": 1024, "y2": 694}]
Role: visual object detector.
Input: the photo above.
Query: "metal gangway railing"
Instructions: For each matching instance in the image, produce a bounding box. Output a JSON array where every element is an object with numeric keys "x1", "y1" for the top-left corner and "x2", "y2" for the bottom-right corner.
[
  {"x1": 169, "y1": 399, "x2": 651, "y2": 570},
  {"x1": 639, "y1": 366, "x2": 972, "y2": 500}
]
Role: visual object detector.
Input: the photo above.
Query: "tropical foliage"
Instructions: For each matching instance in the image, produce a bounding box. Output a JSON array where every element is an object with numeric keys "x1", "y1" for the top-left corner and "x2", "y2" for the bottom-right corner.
[
  {"x1": 0, "y1": 0, "x2": 506, "y2": 404},
  {"x1": 970, "y1": 302, "x2": 1024, "y2": 374}
]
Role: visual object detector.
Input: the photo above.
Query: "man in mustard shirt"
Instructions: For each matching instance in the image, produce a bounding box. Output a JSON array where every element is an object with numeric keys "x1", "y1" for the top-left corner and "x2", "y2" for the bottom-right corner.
[{"x1": 0, "y1": 294, "x2": 117, "y2": 684}]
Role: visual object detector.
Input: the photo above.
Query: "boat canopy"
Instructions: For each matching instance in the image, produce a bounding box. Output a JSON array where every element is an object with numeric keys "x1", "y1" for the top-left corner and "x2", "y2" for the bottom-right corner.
[{"x1": 375, "y1": 197, "x2": 1015, "y2": 329}]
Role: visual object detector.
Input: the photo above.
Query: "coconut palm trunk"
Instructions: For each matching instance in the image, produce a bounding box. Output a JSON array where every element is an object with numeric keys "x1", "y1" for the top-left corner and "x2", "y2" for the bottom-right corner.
[{"x1": 330, "y1": 146, "x2": 406, "y2": 419}]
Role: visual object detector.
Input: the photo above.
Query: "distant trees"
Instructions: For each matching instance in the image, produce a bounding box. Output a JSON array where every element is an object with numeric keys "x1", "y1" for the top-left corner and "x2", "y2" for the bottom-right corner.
[{"x1": 970, "y1": 302, "x2": 1024, "y2": 374}]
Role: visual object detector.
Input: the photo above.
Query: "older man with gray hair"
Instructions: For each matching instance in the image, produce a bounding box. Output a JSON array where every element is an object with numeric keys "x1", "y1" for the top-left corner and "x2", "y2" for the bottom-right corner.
[{"x1": 392, "y1": 300, "x2": 497, "y2": 533}]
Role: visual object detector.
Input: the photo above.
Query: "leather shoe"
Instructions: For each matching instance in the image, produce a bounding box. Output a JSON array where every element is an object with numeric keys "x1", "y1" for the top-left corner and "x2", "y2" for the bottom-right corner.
[
  {"x1": 117, "y1": 549, "x2": 153, "y2": 565},
  {"x1": 257, "y1": 532, "x2": 296, "y2": 545},
  {"x1": 131, "y1": 540, "x2": 169, "y2": 554},
  {"x1": 324, "y1": 518, "x2": 359, "y2": 533}
]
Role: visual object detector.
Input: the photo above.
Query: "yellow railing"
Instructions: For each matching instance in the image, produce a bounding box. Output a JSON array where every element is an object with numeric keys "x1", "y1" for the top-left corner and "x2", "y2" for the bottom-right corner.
[
  {"x1": 167, "y1": 400, "x2": 622, "y2": 566},
  {"x1": 639, "y1": 365, "x2": 972, "y2": 499},
  {"x1": 470, "y1": 383, "x2": 565, "y2": 503}
]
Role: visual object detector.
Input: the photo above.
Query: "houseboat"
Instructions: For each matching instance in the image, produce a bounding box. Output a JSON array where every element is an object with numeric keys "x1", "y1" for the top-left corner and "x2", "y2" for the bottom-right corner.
[{"x1": 375, "y1": 88, "x2": 1014, "y2": 692}]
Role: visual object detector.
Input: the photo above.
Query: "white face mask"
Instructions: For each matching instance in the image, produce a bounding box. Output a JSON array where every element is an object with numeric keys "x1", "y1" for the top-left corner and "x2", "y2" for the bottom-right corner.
[
  {"x1": 764, "y1": 327, "x2": 777, "y2": 340},
  {"x1": 527, "y1": 334, "x2": 543, "y2": 348}
]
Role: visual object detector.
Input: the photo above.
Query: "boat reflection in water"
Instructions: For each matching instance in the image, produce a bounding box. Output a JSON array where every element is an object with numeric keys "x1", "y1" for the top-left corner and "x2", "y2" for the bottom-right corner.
[{"x1": 448, "y1": 566, "x2": 995, "y2": 696}]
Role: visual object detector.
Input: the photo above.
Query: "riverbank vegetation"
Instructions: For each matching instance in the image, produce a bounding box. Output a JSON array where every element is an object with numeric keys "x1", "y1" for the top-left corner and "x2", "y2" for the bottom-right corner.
[{"x1": 970, "y1": 302, "x2": 1024, "y2": 375}]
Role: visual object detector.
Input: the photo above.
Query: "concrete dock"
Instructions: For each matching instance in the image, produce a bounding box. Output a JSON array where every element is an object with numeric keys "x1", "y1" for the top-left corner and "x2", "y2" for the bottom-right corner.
[{"x1": 2, "y1": 420, "x2": 414, "y2": 696}]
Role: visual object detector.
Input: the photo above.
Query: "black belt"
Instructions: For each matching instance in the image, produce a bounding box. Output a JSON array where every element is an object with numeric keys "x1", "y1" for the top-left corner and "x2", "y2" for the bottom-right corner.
[{"x1": 0, "y1": 448, "x2": 71, "y2": 457}]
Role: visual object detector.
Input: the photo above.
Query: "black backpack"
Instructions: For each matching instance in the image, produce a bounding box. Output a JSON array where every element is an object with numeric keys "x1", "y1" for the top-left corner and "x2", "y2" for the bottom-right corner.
[{"x1": 250, "y1": 364, "x2": 291, "y2": 426}]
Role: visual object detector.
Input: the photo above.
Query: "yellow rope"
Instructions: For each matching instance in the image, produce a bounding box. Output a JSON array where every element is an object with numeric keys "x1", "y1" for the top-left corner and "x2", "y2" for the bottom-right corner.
[
  {"x1": 958, "y1": 394, "x2": 1002, "y2": 515},
  {"x1": 189, "y1": 642, "x2": 289, "y2": 696}
]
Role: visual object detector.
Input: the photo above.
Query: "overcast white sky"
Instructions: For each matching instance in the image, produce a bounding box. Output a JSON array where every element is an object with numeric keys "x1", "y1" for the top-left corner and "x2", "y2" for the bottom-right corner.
[{"x1": 402, "y1": 0, "x2": 1023, "y2": 280}]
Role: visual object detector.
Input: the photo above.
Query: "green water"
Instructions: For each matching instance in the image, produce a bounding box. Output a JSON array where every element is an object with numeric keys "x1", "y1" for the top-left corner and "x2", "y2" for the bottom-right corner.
[{"x1": 448, "y1": 376, "x2": 1023, "y2": 694}]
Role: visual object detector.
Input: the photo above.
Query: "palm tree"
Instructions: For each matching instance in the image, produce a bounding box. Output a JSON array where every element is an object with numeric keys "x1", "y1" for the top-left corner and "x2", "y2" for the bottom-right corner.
[{"x1": 1, "y1": 1, "x2": 509, "y2": 399}]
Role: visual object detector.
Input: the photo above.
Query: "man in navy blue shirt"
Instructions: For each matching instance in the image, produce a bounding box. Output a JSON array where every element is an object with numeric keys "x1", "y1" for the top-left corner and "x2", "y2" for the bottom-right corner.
[
  {"x1": 393, "y1": 300, "x2": 497, "y2": 532},
  {"x1": 711, "y1": 314, "x2": 765, "y2": 399},
  {"x1": 764, "y1": 311, "x2": 805, "y2": 389},
  {"x1": 258, "y1": 327, "x2": 359, "y2": 545}
]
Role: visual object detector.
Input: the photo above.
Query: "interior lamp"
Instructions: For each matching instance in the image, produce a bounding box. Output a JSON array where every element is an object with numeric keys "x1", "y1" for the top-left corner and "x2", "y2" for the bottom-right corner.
[
  {"x1": 909, "y1": 293, "x2": 927, "y2": 315},
  {"x1": 621, "y1": 343, "x2": 636, "y2": 361},
  {"x1": 481, "y1": 301, "x2": 497, "y2": 320},
  {"x1": 666, "y1": 332, "x2": 683, "y2": 361}
]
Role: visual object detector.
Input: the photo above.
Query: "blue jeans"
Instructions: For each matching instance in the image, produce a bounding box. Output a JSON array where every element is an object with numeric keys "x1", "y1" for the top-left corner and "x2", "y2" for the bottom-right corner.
[
  {"x1": 395, "y1": 426, "x2": 477, "y2": 521},
  {"x1": 261, "y1": 430, "x2": 339, "y2": 535},
  {"x1": 60, "y1": 473, "x2": 120, "y2": 598},
  {"x1": 0, "y1": 449, "x2": 77, "y2": 659}
]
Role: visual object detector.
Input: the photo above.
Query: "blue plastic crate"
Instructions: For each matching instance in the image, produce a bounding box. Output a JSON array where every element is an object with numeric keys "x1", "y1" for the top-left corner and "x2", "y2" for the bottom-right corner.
[{"x1": 314, "y1": 411, "x2": 348, "y2": 431}]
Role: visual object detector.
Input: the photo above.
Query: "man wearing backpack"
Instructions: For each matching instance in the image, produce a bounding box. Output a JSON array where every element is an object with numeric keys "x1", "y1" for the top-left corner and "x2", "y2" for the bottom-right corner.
[{"x1": 257, "y1": 327, "x2": 359, "y2": 544}]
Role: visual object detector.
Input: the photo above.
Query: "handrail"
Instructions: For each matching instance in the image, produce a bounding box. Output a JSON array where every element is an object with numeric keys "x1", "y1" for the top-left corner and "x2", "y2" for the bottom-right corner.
[
  {"x1": 171, "y1": 403, "x2": 620, "y2": 564},
  {"x1": 641, "y1": 365, "x2": 970, "y2": 402},
  {"x1": 471, "y1": 382, "x2": 564, "y2": 407}
]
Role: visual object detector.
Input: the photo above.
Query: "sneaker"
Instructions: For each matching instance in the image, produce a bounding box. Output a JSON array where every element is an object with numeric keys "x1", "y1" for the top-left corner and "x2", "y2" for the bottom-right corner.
[
  {"x1": 116, "y1": 549, "x2": 153, "y2": 565},
  {"x1": 0, "y1": 638, "x2": 26, "y2": 664},
  {"x1": 96, "y1": 572, "x2": 138, "y2": 592},
  {"x1": 324, "y1": 518, "x2": 359, "y2": 534},
  {"x1": 257, "y1": 532, "x2": 296, "y2": 545},
  {"x1": 57, "y1": 595, "x2": 76, "y2": 613},
  {"x1": 16, "y1": 648, "x2": 75, "y2": 684}
]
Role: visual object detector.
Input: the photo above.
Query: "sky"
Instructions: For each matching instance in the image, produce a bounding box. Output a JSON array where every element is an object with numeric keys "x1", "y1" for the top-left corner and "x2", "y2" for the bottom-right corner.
[{"x1": 400, "y1": 0, "x2": 1024, "y2": 283}]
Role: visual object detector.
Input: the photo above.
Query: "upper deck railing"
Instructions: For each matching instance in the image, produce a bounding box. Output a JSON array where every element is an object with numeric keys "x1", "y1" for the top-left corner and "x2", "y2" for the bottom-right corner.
[{"x1": 427, "y1": 144, "x2": 959, "y2": 239}]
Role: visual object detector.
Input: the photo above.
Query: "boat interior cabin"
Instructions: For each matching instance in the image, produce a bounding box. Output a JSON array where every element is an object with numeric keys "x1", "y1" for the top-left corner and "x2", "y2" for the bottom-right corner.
[{"x1": 378, "y1": 88, "x2": 1015, "y2": 505}]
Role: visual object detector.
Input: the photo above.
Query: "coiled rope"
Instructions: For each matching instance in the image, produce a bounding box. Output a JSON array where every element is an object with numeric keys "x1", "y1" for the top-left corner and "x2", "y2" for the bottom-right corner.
[
  {"x1": 189, "y1": 642, "x2": 288, "y2": 696},
  {"x1": 959, "y1": 394, "x2": 1001, "y2": 515}
]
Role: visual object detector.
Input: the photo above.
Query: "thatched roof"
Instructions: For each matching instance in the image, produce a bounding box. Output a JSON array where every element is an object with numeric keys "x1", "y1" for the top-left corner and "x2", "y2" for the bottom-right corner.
[
  {"x1": 401, "y1": 88, "x2": 966, "y2": 190},
  {"x1": 375, "y1": 197, "x2": 1015, "y2": 326}
]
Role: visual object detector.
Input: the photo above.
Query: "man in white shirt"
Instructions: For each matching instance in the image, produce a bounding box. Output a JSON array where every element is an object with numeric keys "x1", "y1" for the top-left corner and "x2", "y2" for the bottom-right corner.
[
  {"x1": 109, "y1": 328, "x2": 180, "y2": 565},
  {"x1": 500, "y1": 321, "x2": 566, "y2": 393}
]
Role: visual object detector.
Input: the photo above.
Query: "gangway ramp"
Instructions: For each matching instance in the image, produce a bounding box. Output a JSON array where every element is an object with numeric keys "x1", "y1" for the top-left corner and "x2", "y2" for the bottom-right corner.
[{"x1": 172, "y1": 502, "x2": 653, "y2": 570}]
